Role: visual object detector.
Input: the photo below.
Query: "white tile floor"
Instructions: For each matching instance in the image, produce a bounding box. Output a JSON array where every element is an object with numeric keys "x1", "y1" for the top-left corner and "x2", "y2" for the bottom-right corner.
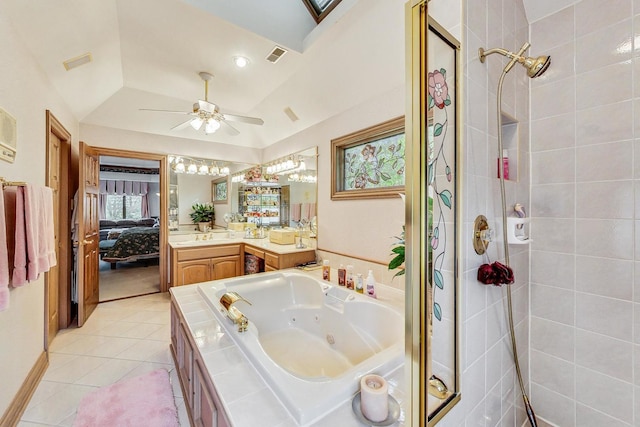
[{"x1": 18, "y1": 293, "x2": 189, "y2": 427}]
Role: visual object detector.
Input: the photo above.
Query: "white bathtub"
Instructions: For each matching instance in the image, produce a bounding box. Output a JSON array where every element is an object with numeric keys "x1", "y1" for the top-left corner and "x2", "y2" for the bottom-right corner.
[{"x1": 197, "y1": 271, "x2": 404, "y2": 425}]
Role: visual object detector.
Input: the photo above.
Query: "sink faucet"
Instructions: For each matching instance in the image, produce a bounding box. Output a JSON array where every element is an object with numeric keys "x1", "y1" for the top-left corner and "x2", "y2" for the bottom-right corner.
[{"x1": 219, "y1": 292, "x2": 252, "y2": 332}]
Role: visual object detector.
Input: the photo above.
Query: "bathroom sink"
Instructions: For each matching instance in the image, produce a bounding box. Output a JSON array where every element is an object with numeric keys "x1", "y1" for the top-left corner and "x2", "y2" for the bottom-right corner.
[{"x1": 172, "y1": 238, "x2": 235, "y2": 246}]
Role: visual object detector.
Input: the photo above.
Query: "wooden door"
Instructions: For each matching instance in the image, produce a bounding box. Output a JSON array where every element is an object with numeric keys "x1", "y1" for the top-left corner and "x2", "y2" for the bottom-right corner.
[
  {"x1": 211, "y1": 256, "x2": 241, "y2": 280},
  {"x1": 46, "y1": 131, "x2": 61, "y2": 344},
  {"x1": 45, "y1": 111, "x2": 72, "y2": 344},
  {"x1": 77, "y1": 141, "x2": 100, "y2": 326},
  {"x1": 176, "y1": 259, "x2": 212, "y2": 286}
]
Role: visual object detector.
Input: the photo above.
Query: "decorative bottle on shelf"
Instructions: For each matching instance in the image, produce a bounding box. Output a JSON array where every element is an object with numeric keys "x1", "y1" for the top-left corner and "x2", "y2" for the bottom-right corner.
[
  {"x1": 338, "y1": 264, "x2": 346, "y2": 286},
  {"x1": 346, "y1": 265, "x2": 354, "y2": 290},
  {"x1": 322, "y1": 260, "x2": 331, "y2": 281},
  {"x1": 355, "y1": 273, "x2": 364, "y2": 294},
  {"x1": 497, "y1": 149, "x2": 509, "y2": 180},
  {"x1": 366, "y1": 270, "x2": 377, "y2": 298}
]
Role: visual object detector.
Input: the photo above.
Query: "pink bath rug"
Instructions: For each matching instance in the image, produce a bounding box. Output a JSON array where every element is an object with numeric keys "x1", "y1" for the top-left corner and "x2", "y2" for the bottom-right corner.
[{"x1": 73, "y1": 368, "x2": 179, "y2": 427}]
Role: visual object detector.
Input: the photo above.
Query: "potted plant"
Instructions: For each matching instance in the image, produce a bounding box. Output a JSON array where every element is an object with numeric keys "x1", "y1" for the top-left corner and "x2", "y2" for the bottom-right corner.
[
  {"x1": 388, "y1": 226, "x2": 405, "y2": 278},
  {"x1": 190, "y1": 203, "x2": 215, "y2": 232}
]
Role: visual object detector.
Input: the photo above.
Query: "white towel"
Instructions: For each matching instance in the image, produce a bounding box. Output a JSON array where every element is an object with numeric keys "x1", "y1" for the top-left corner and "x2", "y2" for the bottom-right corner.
[
  {"x1": 24, "y1": 184, "x2": 56, "y2": 282},
  {"x1": 0, "y1": 188, "x2": 10, "y2": 310}
]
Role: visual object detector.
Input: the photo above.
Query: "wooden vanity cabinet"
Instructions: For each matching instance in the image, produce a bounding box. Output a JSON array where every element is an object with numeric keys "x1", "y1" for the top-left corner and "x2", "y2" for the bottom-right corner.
[
  {"x1": 172, "y1": 244, "x2": 242, "y2": 286},
  {"x1": 243, "y1": 243, "x2": 315, "y2": 273},
  {"x1": 171, "y1": 299, "x2": 230, "y2": 427}
]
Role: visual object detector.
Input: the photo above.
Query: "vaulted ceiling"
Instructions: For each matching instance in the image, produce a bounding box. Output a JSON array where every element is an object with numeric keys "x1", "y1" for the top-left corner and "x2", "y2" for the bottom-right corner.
[
  {"x1": 3, "y1": 0, "x2": 575, "y2": 150},
  {"x1": 3, "y1": 0, "x2": 408, "y2": 149}
]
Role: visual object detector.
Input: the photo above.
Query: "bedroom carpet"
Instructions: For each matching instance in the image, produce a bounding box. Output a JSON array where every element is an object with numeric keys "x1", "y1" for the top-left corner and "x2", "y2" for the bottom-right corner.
[
  {"x1": 73, "y1": 368, "x2": 179, "y2": 427},
  {"x1": 99, "y1": 260, "x2": 160, "y2": 301}
]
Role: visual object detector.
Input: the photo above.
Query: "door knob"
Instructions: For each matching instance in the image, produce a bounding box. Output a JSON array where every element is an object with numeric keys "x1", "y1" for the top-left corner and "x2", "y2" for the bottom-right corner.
[{"x1": 82, "y1": 239, "x2": 91, "y2": 245}]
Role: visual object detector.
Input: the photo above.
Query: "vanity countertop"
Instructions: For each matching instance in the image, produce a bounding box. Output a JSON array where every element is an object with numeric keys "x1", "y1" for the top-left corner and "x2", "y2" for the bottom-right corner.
[
  {"x1": 170, "y1": 271, "x2": 406, "y2": 427},
  {"x1": 169, "y1": 236, "x2": 316, "y2": 256}
]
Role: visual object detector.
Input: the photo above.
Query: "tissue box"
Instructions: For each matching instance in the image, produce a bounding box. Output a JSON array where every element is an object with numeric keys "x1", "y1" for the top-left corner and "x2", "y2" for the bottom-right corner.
[
  {"x1": 269, "y1": 229, "x2": 296, "y2": 245},
  {"x1": 228, "y1": 222, "x2": 255, "y2": 232}
]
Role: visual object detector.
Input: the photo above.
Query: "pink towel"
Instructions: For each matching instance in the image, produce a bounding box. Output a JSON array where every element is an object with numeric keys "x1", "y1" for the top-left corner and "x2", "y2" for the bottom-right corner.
[
  {"x1": 23, "y1": 184, "x2": 56, "y2": 282},
  {"x1": 291, "y1": 203, "x2": 301, "y2": 222},
  {"x1": 0, "y1": 188, "x2": 10, "y2": 310},
  {"x1": 302, "y1": 203, "x2": 316, "y2": 221},
  {"x1": 12, "y1": 187, "x2": 27, "y2": 286}
]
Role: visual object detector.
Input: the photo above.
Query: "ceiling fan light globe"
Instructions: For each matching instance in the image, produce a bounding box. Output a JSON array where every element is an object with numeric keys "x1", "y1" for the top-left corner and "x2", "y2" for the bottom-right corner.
[
  {"x1": 190, "y1": 117, "x2": 204, "y2": 130},
  {"x1": 205, "y1": 118, "x2": 221, "y2": 134}
]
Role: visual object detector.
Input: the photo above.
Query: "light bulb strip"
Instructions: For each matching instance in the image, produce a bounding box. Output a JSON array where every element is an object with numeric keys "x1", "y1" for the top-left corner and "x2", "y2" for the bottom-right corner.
[{"x1": 170, "y1": 154, "x2": 229, "y2": 176}]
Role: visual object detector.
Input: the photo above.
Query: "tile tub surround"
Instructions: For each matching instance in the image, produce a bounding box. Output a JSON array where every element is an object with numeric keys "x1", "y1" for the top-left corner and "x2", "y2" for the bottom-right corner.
[{"x1": 170, "y1": 270, "x2": 406, "y2": 427}]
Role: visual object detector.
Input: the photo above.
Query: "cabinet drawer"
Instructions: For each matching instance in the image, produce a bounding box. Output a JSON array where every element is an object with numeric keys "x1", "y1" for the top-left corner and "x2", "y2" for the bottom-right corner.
[
  {"x1": 264, "y1": 252, "x2": 279, "y2": 269},
  {"x1": 177, "y1": 244, "x2": 240, "y2": 261},
  {"x1": 244, "y1": 245, "x2": 264, "y2": 259}
]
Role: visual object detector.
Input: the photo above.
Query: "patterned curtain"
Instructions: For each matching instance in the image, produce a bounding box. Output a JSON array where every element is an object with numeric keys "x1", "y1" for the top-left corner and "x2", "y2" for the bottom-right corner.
[{"x1": 99, "y1": 180, "x2": 151, "y2": 219}]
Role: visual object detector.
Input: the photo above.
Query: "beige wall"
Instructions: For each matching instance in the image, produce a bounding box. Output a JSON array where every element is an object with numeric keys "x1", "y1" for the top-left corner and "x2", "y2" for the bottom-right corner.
[
  {"x1": 0, "y1": 5, "x2": 79, "y2": 416},
  {"x1": 263, "y1": 85, "x2": 405, "y2": 264}
]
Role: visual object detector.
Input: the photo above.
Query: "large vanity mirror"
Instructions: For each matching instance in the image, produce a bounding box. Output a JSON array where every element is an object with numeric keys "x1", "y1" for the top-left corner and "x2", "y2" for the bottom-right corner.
[
  {"x1": 407, "y1": 2, "x2": 461, "y2": 425},
  {"x1": 168, "y1": 147, "x2": 317, "y2": 238},
  {"x1": 167, "y1": 157, "x2": 256, "y2": 231},
  {"x1": 246, "y1": 147, "x2": 318, "y2": 232}
]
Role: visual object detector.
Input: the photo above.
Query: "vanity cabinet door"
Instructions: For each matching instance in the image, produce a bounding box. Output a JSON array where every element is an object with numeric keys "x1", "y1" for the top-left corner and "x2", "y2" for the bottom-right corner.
[
  {"x1": 177, "y1": 259, "x2": 212, "y2": 286},
  {"x1": 211, "y1": 255, "x2": 241, "y2": 280},
  {"x1": 170, "y1": 301, "x2": 179, "y2": 353},
  {"x1": 177, "y1": 321, "x2": 194, "y2": 408},
  {"x1": 193, "y1": 358, "x2": 217, "y2": 427}
]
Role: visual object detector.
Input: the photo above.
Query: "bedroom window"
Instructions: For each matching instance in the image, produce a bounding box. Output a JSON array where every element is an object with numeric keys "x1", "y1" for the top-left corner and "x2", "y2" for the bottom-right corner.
[{"x1": 105, "y1": 195, "x2": 143, "y2": 220}]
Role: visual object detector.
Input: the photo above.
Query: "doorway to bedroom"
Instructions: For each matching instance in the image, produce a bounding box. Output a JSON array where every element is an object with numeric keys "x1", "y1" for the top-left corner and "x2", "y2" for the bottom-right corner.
[{"x1": 98, "y1": 155, "x2": 161, "y2": 301}]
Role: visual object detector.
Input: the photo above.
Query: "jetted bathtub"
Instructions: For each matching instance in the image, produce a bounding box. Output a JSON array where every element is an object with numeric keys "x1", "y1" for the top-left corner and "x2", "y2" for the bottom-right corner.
[{"x1": 197, "y1": 271, "x2": 404, "y2": 425}]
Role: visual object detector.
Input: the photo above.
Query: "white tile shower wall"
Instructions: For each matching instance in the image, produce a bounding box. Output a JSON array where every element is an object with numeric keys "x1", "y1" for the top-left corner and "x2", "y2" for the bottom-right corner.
[
  {"x1": 529, "y1": 1, "x2": 639, "y2": 425},
  {"x1": 430, "y1": 0, "x2": 532, "y2": 425}
]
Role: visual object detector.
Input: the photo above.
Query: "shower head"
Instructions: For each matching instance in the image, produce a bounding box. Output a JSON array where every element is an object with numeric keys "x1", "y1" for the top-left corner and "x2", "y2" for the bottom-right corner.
[{"x1": 478, "y1": 43, "x2": 550, "y2": 78}]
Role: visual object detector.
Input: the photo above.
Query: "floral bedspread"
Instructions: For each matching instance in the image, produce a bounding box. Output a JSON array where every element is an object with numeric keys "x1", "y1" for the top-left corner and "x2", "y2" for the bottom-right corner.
[{"x1": 102, "y1": 227, "x2": 160, "y2": 262}]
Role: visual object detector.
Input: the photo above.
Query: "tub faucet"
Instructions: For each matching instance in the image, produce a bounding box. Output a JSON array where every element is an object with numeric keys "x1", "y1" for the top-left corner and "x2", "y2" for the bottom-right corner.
[{"x1": 219, "y1": 292, "x2": 252, "y2": 332}]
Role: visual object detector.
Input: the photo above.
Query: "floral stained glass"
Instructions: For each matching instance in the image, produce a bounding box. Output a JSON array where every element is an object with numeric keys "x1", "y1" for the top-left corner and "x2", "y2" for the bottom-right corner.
[
  {"x1": 428, "y1": 66, "x2": 453, "y2": 324},
  {"x1": 342, "y1": 134, "x2": 405, "y2": 191}
]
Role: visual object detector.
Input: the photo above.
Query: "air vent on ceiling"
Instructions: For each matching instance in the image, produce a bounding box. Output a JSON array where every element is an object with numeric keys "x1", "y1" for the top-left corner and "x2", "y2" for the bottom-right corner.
[
  {"x1": 283, "y1": 107, "x2": 299, "y2": 122},
  {"x1": 266, "y1": 46, "x2": 288, "y2": 64},
  {"x1": 63, "y1": 52, "x2": 92, "y2": 71}
]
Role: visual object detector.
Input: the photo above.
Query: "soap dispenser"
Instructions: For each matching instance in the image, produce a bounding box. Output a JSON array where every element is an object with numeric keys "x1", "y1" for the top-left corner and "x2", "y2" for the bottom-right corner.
[{"x1": 365, "y1": 270, "x2": 377, "y2": 298}]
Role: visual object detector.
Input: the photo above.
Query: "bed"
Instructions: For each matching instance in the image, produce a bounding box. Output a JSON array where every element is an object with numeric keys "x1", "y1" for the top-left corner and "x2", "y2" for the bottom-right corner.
[{"x1": 99, "y1": 227, "x2": 160, "y2": 269}]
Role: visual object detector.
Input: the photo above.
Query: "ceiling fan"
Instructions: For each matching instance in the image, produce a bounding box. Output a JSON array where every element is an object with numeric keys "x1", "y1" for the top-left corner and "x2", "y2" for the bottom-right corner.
[{"x1": 140, "y1": 72, "x2": 264, "y2": 136}]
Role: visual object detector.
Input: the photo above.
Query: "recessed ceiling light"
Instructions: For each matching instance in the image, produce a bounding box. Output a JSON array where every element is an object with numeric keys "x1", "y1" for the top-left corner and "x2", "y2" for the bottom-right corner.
[{"x1": 233, "y1": 56, "x2": 250, "y2": 68}]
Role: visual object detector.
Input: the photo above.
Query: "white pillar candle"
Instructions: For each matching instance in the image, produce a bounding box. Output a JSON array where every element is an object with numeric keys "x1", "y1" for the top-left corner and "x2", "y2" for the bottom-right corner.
[{"x1": 360, "y1": 374, "x2": 389, "y2": 422}]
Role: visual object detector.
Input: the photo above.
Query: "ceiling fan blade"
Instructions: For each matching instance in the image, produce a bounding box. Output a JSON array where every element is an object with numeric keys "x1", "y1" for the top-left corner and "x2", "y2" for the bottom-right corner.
[
  {"x1": 197, "y1": 100, "x2": 217, "y2": 114},
  {"x1": 171, "y1": 118, "x2": 194, "y2": 131},
  {"x1": 222, "y1": 113, "x2": 264, "y2": 126},
  {"x1": 139, "y1": 108, "x2": 192, "y2": 115},
  {"x1": 221, "y1": 120, "x2": 240, "y2": 136}
]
